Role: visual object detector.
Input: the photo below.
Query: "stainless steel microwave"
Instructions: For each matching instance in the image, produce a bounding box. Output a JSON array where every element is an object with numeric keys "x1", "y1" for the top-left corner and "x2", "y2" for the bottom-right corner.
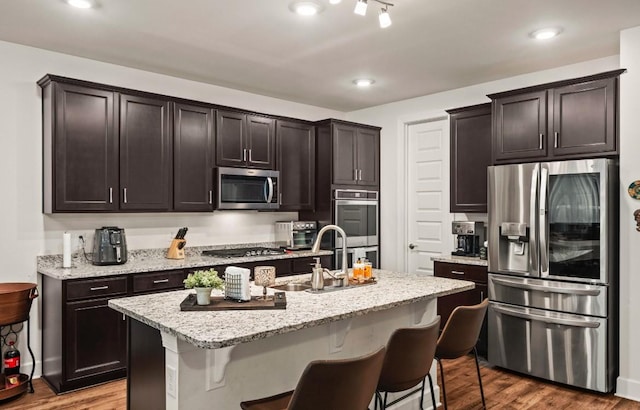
[{"x1": 216, "y1": 167, "x2": 279, "y2": 210}]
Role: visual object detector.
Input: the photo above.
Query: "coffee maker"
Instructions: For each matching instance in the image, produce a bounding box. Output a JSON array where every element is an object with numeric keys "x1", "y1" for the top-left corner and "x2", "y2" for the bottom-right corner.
[
  {"x1": 451, "y1": 221, "x2": 485, "y2": 257},
  {"x1": 92, "y1": 227, "x2": 127, "y2": 265}
]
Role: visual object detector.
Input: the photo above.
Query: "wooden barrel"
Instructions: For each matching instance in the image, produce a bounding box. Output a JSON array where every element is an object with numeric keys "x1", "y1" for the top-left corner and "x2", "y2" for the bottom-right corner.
[{"x1": 0, "y1": 283, "x2": 38, "y2": 326}]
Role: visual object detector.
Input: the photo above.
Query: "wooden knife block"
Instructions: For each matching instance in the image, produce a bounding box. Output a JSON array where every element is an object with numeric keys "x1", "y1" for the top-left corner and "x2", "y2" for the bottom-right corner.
[{"x1": 166, "y1": 239, "x2": 186, "y2": 260}]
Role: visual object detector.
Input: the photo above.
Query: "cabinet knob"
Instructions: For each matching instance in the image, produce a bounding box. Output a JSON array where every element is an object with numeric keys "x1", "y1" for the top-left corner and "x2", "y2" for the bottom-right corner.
[{"x1": 409, "y1": 243, "x2": 416, "y2": 250}]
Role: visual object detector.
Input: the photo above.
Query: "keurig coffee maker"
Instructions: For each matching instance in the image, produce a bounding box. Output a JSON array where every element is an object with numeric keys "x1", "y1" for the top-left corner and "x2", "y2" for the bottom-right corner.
[
  {"x1": 92, "y1": 227, "x2": 127, "y2": 265},
  {"x1": 451, "y1": 221, "x2": 485, "y2": 257}
]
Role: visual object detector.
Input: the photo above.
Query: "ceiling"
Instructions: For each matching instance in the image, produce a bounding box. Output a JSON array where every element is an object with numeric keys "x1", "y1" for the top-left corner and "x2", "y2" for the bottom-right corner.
[{"x1": 1, "y1": 0, "x2": 640, "y2": 111}]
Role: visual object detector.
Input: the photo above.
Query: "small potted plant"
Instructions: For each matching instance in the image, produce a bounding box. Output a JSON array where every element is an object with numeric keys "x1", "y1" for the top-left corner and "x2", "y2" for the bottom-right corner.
[{"x1": 183, "y1": 268, "x2": 224, "y2": 305}]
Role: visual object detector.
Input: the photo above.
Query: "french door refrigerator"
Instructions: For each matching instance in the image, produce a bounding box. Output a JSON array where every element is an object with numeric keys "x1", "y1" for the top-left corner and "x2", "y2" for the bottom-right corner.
[{"x1": 487, "y1": 158, "x2": 618, "y2": 392}]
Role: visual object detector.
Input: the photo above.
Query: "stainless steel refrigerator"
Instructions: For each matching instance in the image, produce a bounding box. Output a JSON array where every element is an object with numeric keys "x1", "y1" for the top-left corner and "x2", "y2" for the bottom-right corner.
[{"x1": 487, "y1": 158, "x2": 618, "y2": 392}]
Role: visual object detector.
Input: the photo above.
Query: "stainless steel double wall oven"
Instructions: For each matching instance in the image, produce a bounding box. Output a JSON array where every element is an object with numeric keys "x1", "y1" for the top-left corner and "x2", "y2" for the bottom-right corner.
[
  {"x1": 333, "y1": 189, "x2": 379, "y2": 268},
  {"x1": 487, "y1": 158, "x2": 618, "y2": 392}
]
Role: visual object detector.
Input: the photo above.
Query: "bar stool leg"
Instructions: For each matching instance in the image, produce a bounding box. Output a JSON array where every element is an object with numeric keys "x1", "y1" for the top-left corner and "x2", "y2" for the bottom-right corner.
[
  {"x1": 473, "y1": 347, "x2": 486, "y2": 409},
  {"x1": 437, "y1": 358, "x2": 447, "y2": 410},
  {"x1": 427, "y1": 373, "x2": 437, "y2": 410}
]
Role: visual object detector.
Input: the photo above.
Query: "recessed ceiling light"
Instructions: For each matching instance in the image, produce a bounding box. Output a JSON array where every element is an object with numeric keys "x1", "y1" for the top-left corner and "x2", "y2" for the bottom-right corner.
[
  {"x1": 530, "y1": 27, "x2": 562, "y2": 40},
  {"x1": 66, "y1": 0, "x2": 94, "y2": 8},
  {"x1": 353, "y1": 79, "x2": 375, "y2": 87},
  {"x1": 289, "y1": 1, "x2": 324, "y2": 16}
]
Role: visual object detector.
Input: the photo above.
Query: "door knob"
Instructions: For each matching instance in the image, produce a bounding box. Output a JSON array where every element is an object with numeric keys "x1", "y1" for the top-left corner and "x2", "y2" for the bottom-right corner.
[{"x1": 409, "y1": 243, "x2": 416, "y2": 249}]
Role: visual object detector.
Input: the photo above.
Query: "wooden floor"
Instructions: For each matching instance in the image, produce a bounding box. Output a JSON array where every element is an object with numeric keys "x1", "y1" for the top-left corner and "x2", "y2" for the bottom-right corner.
[{"x1": 1, "y1": 357, "x2": 639, "y2": 409}]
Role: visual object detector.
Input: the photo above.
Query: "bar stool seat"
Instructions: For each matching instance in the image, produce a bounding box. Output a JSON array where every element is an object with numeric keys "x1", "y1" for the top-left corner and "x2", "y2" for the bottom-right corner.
[
  {"x1": 375, "y1": 317, "x2": 440, "y2": 410},
  {"x1": 240, "y1": 347, "x2": 386, "y2": 410},
  {"x1": 435, "y1": 298, "x2": 489, "y2": 410}
]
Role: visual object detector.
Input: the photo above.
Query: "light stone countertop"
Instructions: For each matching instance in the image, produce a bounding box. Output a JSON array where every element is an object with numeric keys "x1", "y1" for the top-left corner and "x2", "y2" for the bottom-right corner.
[
  {"x1": 108, "y1": 269, "x2": 474, "y2": 349},
  {"x1": 431, "y1": 255, "x2": 488, "y2": 267},
  {"x1": 37, "y1": 242, "x2": 333, "y2": 280}
]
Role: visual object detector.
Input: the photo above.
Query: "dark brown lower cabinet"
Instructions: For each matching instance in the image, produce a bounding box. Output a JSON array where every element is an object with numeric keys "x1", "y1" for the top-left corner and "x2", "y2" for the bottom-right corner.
[
  {"x1": 434, "y1": 261, "x2": 488, "y2": 357},
  {"x1": 41, "y1": 254, "x2": 332, "y2": 393}
]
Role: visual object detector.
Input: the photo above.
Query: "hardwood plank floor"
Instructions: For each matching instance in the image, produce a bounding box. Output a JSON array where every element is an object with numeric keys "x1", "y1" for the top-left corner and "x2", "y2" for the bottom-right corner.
[{"x1": 1, "y1": 357, "x2": 638, "y2": 409}]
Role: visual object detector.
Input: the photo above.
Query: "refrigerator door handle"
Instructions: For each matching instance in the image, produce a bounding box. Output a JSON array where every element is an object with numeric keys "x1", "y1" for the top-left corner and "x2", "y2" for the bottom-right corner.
[
  {"x1": 491, "y1": 276, "x2": 601, "y2": 296},
  {"x1": 492, "y1": 304, "x2": 601, "y2": 328},
  {"x1": 529, "y1": 163, "x2": 539, "y2": 274},
  {"x1": 539, "y1": 165, "x2": 549, "y2": 276}
]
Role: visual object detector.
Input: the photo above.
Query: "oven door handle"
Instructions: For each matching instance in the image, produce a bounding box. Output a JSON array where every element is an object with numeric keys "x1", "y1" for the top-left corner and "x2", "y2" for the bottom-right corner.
[
  {"x1": 491, "y1": 276, "x2": 601, "y2": 296},
  {"x1": 492, "y1": 304, "x2": 601, "y2": 328},
  {"x1": 265, "y1": 177, "x2": 274, "y2": 204}
]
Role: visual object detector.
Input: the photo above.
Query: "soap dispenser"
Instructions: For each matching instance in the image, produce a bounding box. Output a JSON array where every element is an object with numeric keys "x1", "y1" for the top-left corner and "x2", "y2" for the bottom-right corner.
[{"x1": 311, "y1": 257, "x2": 324, "y2": 291}]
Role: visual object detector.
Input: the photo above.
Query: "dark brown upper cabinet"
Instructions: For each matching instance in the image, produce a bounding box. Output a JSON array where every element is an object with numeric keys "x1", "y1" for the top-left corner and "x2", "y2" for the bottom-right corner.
[
  {"x1": 173, "y1": 103, "x2": 215, "y2": 211},
  {"x1": 216, "y1": 110, "x2": 275, "y2": 169},
  {"x1": 489, "y1": 69, "x2": 624, "y2": 164},
  {"x1": 276, "y1": 120, "x2": 315, "y2": 211},
  {"x1": 447, "y1": 103, "x2": 492, "y2": 213},
  {"x1": 40, "y1": 80, "x2": 119, "y2": 213},
  {"x1": 332, "y1": 123, "x2": 380, "y2": 186},
  {"x1": 119, "y1": 94, "x2": 172, "y2": 211}
]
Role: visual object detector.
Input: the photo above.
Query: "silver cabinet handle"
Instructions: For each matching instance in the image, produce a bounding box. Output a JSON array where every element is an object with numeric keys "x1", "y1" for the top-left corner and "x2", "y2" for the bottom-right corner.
[
  {"x1": 451, "y1": 270, "x2": 465, "y2": 275},
  {"x1": 358, "y1": 169, "x2": 362, "y2": 181},
  {"x1": 554, "y1": 132, "x2": 559, "y2": 148},
  {"x1": 123, "y1": 188, "x2": 128, "y2": 204},
  {"x1": 354, "y1": 169, "x2": 358, "y2": 181},
  {"x1": 109, "y1": 187, "x2": 113, "y2": 204},
  {"x1": 243, "y1": 149, "x2": 247, "y2": 162},
  {"x1": 122, "y1": 313, "x2": 126, "y2": 321},
  {"x1": 279, "y1": 192, "x2": 282, "y2": 205},
  {"x1": 480, "y1": 291, "x2": 484, "y2": 301},
  {"x1": 249, "y1": 149, "x2": 252, "y2": 163},
  {"x1": 90, "y1": 286, "x2": 109, "y2": 291},
  {"x1": 153, "y1": 279, "x2": 170, "y2": 284},
  {"x1": 539, "y1": 133, "x2": 544, "y2": 149},
  {"x1": 209, "y1": 190, "x2": 213, "y2": 205}
]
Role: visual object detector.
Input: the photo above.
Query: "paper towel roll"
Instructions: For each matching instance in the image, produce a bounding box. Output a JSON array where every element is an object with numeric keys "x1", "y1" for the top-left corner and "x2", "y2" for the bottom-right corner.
[{"x1": 63, "y1": 232, "x2": 71, "y2": 268}]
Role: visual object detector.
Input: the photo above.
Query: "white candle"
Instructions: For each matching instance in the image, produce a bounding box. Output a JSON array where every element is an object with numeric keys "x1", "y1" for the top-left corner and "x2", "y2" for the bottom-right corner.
[{"x1": 63, "y1": 232, "x2": 71, "y2": 268}]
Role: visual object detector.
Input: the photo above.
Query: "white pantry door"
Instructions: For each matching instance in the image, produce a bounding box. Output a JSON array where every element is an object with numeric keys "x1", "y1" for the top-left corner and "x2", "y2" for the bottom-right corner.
[{"x1": 406, "y1": 119, "x2": 450, "y2": 275}]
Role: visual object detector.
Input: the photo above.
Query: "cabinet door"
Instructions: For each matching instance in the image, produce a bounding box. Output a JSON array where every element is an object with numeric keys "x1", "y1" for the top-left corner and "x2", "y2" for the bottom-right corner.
[
  {"x1": 216, "y1": 110, "x2": 246, "y2": 167},
  {"x1": 120, "y1": 94, "x2": 171, "y2": 211},
  {"x1": 65, "y1": 298, "x2": 127, "y2": 381},
  {"x1": 551, "y1": 77, "x2": 616, "y2": 156},
  {"x1": 53, "y1": 83, "x2": 118, "y2": 211},
  {"x1": 355, "y1": 128, "x2": 379, "y2": 186},
  {"x1": 276, "y1": 121, "x2": 315, "y2": 211},
  {"x1": 492, "y1": 90, "x2": 548, "y2": 162},
  {"x1": 173, "y1": 104, "x2": 215, "y2": 211},
  {"x1": 247, "y1": 116, "x2": 275, "y2": 169},
  {"x1": 449, "y1": 105, "x2": 491, "y2": 213},
  {"x1": 332, "y1": 124, "x2": 358, "y2": 185}
]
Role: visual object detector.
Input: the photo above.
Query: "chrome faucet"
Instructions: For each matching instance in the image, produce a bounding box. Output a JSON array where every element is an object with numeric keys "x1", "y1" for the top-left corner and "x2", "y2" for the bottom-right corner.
[{"x1": 311, "y1": 224, "x2": 349, "y2": 287}]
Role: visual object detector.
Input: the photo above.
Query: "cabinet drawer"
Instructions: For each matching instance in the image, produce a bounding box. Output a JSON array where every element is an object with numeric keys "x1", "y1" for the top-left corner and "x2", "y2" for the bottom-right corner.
[
  {"x1": 132, "y1": 270, "x2": 187, "y2": 294},
  {"x1": 66, "y1": 276, "x2": 128, "y2": 301},
  {"x1": 434, "y1": 262, "x2": 487, "y2": 283}
]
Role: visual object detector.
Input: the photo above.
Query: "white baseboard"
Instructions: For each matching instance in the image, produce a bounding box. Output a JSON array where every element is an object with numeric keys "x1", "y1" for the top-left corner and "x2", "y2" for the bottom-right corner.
[{"x1": 616, "y1": 376, "x2": 640, "y2": 402}]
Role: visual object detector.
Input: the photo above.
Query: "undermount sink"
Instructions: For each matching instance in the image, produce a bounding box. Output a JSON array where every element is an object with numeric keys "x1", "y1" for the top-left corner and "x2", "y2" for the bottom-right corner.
[
  {"x1": 269, "y1": 278, "x2": 339, "y2": 292},
  {"x1": 269, "y1": 283, "x2": 312, "y2": 292}
]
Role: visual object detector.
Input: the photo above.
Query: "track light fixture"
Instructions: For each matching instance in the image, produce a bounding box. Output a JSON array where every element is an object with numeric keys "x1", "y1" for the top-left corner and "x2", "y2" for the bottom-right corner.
[{"x1": 335, "y1": 0, "x2": 393, "y2": 28}]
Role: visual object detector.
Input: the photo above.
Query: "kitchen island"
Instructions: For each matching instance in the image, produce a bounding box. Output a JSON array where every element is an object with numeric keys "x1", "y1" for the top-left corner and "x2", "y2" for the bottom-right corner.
[{"x1": 109, "y1": 270, "x2": 473, "y2": 410}]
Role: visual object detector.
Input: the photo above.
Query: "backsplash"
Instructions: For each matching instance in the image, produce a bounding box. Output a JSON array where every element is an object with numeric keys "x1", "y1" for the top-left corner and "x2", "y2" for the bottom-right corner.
[{"x1": 40, "y1": 211, "x2": 298, "y2": 256}]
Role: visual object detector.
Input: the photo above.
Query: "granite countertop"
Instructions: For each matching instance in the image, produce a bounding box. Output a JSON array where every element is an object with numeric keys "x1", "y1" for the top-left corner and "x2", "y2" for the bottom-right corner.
[
  {"x1": 431, "y1": 255, "x2": 488, "y2": 267},
  {"x1": 37, "y1": 242, "x2": 333, "y2": 280},
  {"x1": 108, "y1": 269, "x2": 474, "y2": 349}
]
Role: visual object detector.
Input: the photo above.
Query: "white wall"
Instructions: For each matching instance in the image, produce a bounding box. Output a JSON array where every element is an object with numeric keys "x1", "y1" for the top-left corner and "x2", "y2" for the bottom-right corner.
[
  {"x1": 616, "y1": 26, "x2": 640, "y2": 402},
  {"x1": 0, "y1": 40, "x2": 343, "y2": 377}
]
